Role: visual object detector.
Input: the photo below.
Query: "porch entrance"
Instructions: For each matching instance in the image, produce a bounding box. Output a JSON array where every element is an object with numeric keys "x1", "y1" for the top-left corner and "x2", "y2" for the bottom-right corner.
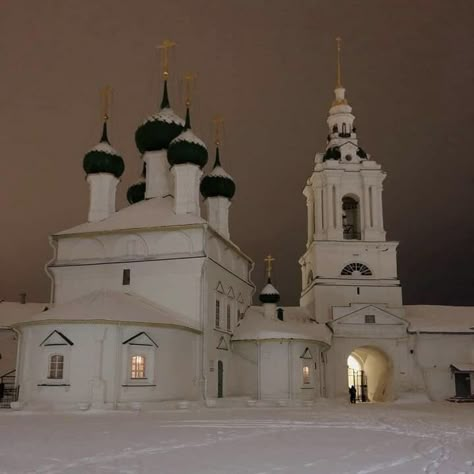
[{"x1": 0, "y1": 370, "x2": 18, "y2": 409}]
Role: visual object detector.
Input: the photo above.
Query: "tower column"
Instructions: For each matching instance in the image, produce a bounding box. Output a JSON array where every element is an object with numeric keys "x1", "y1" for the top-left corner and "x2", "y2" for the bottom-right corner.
[
  {"x1": 144, "y1": 150, "x2": 173, "y2": 198},
  {"x1": 87, "y1": 174, "x2": 119, "y2": 222},
  {"x1": 172, "y1": 164, "x2": 202, "y2": 215}
]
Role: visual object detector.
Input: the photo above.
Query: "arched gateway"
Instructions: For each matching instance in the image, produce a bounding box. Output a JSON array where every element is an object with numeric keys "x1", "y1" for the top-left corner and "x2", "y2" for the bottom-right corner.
[{"x1": 347, "y1": 346, "x2": 393, "y2": 402}]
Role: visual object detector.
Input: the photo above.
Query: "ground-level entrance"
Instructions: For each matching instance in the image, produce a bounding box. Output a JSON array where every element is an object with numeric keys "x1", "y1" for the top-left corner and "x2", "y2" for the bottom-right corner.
[
  {"x1": 347, "y1": 346, "x2": 393, "y2": 402},
  {"x1": 451, "y1": 365, "x2": 473, "y2": 399}
]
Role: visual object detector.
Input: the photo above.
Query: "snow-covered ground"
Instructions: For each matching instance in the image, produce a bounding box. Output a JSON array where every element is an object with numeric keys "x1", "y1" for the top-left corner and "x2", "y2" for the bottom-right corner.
[{"x1": 0, "y1": 399, "x2": 473, "y2": 474}]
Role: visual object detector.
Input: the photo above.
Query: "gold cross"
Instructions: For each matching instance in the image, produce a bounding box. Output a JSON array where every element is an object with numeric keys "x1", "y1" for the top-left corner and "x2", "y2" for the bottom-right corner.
[
  {"x1": 336, "y1": 36, "x2": 343, "y2": 88},
  {"x1": 264, "y1": 254, "x2": 275, "y2": 280},
  {"x1": 212, "y1": 115, "x2": 224, "y2": 146},
  {"x1": 157, "y1": 39, "x2": 176, "y2": 79},
  {"x1": 101, "y1": 85, "x2": 112, "y2": 121},
  {"x1": 184, "y1": 72, "x2": 197, "y2": 106}
]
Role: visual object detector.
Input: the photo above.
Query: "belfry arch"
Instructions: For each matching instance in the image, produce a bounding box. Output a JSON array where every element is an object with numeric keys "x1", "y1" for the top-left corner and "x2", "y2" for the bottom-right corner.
[
  {"x1": 342, "y1": 195, "x2": 360, "y2": 240},
  {"x1": 347, "y1": 346, "x2": 393, "y2": 402}
]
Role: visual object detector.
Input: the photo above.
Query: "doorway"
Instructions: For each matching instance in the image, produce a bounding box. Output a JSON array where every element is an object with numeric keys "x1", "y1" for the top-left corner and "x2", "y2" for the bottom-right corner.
[
  {"x1": 347, "y1": 346, "x2": 392, "y2": 402},
  {"x1": 454, "y1": 372, "x2": 471, "y2": 398},
  {"x1": 217, "y1": 360, "x2": 223, "y2": 398}
]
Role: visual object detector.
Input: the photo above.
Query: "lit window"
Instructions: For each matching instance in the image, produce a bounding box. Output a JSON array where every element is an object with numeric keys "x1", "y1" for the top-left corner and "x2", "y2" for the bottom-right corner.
[
  {"x1": 48, "y1": 354, "x2": 64, "y2": 379},
  {"x1": 365, "y1": 314, "x2": 376, "y2": 324},
  {"x1": 215, "y1": 300, "x2": 220, "y2": 328},
  {"x1": 131, "y1": 355, "x2": 146, "y2": 379},
  {"x1": 226, "y1": 304, "x2": 231, "y2": 331},
  {"x1": 303, "y1": 365, "x2": 310, "y2": 384}
]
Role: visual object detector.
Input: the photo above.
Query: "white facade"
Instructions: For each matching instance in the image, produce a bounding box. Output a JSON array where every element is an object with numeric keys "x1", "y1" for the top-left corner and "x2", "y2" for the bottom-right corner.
[{"x1": 1, "y1": 69, "x2": 473, "y2": 410}]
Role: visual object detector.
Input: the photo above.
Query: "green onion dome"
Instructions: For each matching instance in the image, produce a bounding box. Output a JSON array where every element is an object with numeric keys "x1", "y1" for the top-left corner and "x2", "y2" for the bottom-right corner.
[
  {"x1": 259, "y1": 279, "x2": 280, "y2": 304},
  {"x1": 323, "y1": 146, "x2": 341, "y2": 161},
  {"x1": 135, "y1": 81, "x2": 185, "y2": 154},
  {"x1": 83, "y1": 122, "x2": 125, "y2": 178},
  {"x1": 200, "y1": 147, "x2": 236, "y2": 200},
  {"x1": 127, "y1": 181, "x2": 146, "y2": 204},
  {"x1": 167, "y1": 108, "x2": 208, "y2": 168}
]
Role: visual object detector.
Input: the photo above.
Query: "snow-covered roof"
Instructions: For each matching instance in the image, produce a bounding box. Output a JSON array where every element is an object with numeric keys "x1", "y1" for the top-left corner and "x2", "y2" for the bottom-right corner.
[
  {"x1": 404, "y1": 305, "x2": 474, "y2": 333},
  {"x1": 0, "y1": 301, "x2": 48, "y2": 328},
  {"x1": 260, "y1": 283, "x2": 279, "y2": 296},
  {"x1": 56, "y1": 195, "x2": 205, "y2": 236},
  {"x1": 171, "y1": 129, "x2": 206, "y2": 148},
  {"x1": 232, "y1": 306, "x2": 331, "y2": 345},
  {"x1": 208, "y1": 165, "x2": 233, "y2": 180},
  {"x1": 88, "y1": 142, "x2": 120, "y2": 156},
  {"x1": 450, "y1": 363, "x2": 474, "y2": 372},
  {"x1": 144, "y1": 108, "x2": 185, "y2": 126},
  {"x1": 14, "y1": 290, "x2": 200, "y2": 332}
]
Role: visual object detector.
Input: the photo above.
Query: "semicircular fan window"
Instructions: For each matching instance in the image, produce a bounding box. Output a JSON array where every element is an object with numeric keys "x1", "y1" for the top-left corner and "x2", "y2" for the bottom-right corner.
[{"x1": 341, "y1": 263, "x2": 372, "y2": 276}]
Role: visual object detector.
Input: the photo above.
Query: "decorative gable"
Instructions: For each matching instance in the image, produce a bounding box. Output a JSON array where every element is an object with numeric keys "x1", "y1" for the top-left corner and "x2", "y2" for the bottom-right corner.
[
  {"x1": 330, "y1": 305, "x2": 408, "y2": 338},
  {"x1": 122, "y1": 332, "x2": 158, "y2": 347},
  {"x1": 300, "y1": 347, "x2": 313, "y2": 359},
  {"x1": 216, "y1": 335, "x2": 229, "y2": 351},
  {"x1": 216, "y1": 281, "x2": 225, "y2": 294},
  {"x1": 39, "y1": 330, "x2": 74, "y2": 347},
  {"x1": 237, "y1": 293, "x2": 244, "y2": 304},
  {"x1": 227, "y1": 287, "x2": 235, "y2": 299}
]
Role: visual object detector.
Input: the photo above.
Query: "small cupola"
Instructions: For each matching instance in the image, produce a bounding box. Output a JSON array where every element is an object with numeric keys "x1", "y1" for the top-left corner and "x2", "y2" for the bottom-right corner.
[
  {"x1": 259, "y1": 279, "x2": 281, "y2": 304},
  {"x1": 167, "y1": 107, "x2": 208, "y2": 168},
  {"x1": 83, "y1": 121, "x2": 124, "y2": 178},
  {"x1": 200, "y1": 146, "x2": 235, "y2": 200},
  {"x1": 259, "y1": 255, "x2": 280, "y2": 318}
]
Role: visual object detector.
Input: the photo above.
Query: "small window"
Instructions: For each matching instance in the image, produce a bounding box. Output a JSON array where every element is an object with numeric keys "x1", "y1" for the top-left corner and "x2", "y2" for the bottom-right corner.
[
  {"x1": 215, "y1": 300, "x2": 221, "y2": 328},
  {"x1": 341, "y1": 263, "x2": 372, "y2": 276},
  {"x1": 226, "y1": 304, "x2": 231, "y2": 331},
  {"x1": 123, "y1": 269, "x2": 131, "y2": 285},
  {"x1": 48, "y1": 354, "x2": 64, "y2": 379},
  {"x1": 237, "y1": 309, "x2": 241, "y2": 322},
  {"x1": 365, "y1": 314, "x2": 376, "y2": 324},
  {"x1": 303, "y1": 365, "x2": 311, "y2": 384},
  {"x1": 130, "y1": 355, "x2": 146, "y2": 379}
]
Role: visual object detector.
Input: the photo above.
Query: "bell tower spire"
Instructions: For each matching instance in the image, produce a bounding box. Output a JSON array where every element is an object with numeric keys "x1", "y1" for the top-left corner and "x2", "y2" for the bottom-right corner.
[{"x1": 298, "y1": 40, "x2": 402, "y2": 322}]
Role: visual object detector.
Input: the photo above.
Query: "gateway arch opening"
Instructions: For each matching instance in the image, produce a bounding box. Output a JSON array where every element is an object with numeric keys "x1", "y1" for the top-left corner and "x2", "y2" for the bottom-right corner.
[{"x1": 347, "y1": 346, "x2": 393, "y2": 402}]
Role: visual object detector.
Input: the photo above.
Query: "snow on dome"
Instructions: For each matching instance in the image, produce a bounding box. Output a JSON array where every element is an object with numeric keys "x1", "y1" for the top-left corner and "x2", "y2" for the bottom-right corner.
[
  {"x1": 261, "y1": 282, "x2": 279, "y2": 296},
  {"x1": 143, "y1": 108, "x2": 185, "y2": 127},
  {"x1": 88, "y1": 142, "x2": 120, "y2": 156},
  {"x1": 209, "y1": 165, "x2": 233, "y2": 180},
  {"x1": 170, "y1": 129, "x2": 206, "y2": 149}
]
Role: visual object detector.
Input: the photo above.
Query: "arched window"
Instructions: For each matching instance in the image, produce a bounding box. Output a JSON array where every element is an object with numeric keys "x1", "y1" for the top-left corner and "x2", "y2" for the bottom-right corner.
[
  {"x1": 130, "y1": 355, "x2": 146, "y2": 379},
  {"x1": 48, "y1": 354, "x2": 64, "y2": 379},
  {"x1": 342, "y1": 196, "x2": 361, "y2": 240},
  {"x1": 226, "y1": 304, "x2": 231, "y2": 331},
  {"x1": 341, "y1": 263, "x2": 372, "y2": 276}
]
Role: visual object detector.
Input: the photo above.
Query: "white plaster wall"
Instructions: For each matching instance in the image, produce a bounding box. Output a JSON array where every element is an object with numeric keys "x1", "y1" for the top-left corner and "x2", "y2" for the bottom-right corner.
[
  {"x1": 229, "y1": 341, "x2": 258, "y2": 398},
  {"x1": 18, "y1": 323, "x2": 199, "y2": 408},
  {"x1": 51, "y1": 258, "x2": 204, "y2": 325},
  {"x1": 413, "y1": 333, "x2": 474, "y2": 400},
  {"x1": 260, "y1": 341, "x2": 289, "y2": 399}
]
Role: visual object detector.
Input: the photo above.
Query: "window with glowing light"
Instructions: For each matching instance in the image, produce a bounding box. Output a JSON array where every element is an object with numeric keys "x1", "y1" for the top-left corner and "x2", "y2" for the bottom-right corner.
[
  {"x1": 130, "y1": 355, "x2": 146, "y2": 379},
  {"x1": 303, "y1": 365, "x2": 311, "y2": 384},
  {"x1": 48, "y1": 354, "x2": 64, "y2": 379}
]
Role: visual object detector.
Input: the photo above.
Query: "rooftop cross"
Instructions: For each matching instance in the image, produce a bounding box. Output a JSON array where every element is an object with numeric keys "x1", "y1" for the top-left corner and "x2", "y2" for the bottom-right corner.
[
  {"x1": 157, "y1": 39, "x2": 176, "y2": 79},
  {"x1": 184, "y1": 72, "x2": 197, "y2": 107},
  {"x1": 212, "y1": 115, "x2": 224, "y2": 146},
  {"x1": 264, "y1": 254, "x2": 275, "y2": 280},
  {"x1": 101, "y1": 85, "x2": 112, "y2": 121},
  {"x1": 336, "y1": 36, "x2": 343, "y2": 88}
]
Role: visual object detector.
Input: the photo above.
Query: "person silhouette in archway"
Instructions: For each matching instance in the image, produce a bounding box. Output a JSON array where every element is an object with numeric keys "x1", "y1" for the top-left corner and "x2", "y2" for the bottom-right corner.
[{"x1": 349, "y1": 385, "x2": 357, "y2": 404}]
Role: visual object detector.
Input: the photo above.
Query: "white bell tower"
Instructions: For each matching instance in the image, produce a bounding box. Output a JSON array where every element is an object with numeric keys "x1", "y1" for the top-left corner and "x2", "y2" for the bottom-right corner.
[{"x1": 299, "y1": 38, "x2": 403, "y2": 322}]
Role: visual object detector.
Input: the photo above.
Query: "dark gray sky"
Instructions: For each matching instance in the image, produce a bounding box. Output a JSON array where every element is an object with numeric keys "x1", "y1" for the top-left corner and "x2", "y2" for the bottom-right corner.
[{"x1": 1, "y1": 0, "x2": 473, "y2": 306}]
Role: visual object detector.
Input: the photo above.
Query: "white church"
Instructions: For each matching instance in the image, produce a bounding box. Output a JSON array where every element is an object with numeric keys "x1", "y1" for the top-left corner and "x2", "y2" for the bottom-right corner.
[{"x1": 1, "y1": 41, "x2": 473, "y2": 410}]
